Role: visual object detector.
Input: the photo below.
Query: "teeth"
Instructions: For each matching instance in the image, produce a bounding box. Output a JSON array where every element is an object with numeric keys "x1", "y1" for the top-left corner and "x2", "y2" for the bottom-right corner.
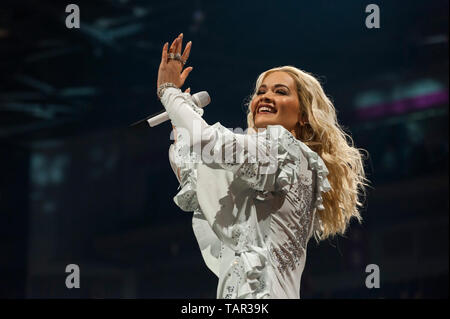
[{"x1": 259, "y1": 106, "x2": 275, "y2": 113}]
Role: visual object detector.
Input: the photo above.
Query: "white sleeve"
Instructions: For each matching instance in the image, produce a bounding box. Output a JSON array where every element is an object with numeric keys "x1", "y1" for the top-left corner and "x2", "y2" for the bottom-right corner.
[
  {"x1": 168, "y1": 144, "x2": 181, "y2": 183},
  {"x1": 160, "y1": 87, "x2": 279, "y2": 192},
  {"x1": 160, "y1": 87, "x2": 209, "y2": 147}
]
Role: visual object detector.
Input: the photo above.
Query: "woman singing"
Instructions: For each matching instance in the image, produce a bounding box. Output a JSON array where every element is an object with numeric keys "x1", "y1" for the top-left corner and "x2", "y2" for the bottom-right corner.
[{"x1": 158, "y1": 33, "x2": 369, "y2": 299}]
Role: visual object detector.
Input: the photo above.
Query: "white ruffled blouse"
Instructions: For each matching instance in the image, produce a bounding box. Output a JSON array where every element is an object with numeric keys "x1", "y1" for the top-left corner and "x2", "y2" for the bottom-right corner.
[{"x1": 162, "y1": 87, "x2": 332, "y2": 299}]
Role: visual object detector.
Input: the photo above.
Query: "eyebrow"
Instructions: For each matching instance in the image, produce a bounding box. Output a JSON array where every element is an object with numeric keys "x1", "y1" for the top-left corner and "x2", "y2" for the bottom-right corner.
[{"x1": 258, "y1": 84, "x2": 290, "y2": 91}]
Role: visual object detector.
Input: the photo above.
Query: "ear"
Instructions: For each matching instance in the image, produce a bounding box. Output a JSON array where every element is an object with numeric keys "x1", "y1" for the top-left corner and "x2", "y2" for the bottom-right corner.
[{"x1": 298, "y1": 111, "x2": 304, "y2": 126}]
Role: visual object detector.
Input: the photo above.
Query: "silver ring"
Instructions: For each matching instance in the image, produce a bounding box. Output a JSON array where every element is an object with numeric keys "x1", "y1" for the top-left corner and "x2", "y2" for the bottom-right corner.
[{"x1": 168, "y1": 53, "x2": 186, "y2": 65}]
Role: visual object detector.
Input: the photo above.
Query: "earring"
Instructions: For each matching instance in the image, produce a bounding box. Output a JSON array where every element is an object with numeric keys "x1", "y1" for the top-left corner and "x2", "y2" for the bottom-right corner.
[
  {"x1": 304, "y1": 130, "x2": 315, "y2": 142},
  {"x1": 299, "y1": 123, "x2": 315, "y2": 142}
]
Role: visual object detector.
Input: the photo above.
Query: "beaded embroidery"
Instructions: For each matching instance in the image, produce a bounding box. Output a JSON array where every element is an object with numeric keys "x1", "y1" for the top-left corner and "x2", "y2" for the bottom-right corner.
[{"x1": 270, "y1": 166, "x2": 315, "y2": 275}]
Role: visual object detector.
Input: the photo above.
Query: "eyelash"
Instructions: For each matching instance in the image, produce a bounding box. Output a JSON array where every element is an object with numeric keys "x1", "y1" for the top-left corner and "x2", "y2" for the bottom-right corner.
[{"x1": 256, "y1": 90, "x2": 287, "y2": 95}]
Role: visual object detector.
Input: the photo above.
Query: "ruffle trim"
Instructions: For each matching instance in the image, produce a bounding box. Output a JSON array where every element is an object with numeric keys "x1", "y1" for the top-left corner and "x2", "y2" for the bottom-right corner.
[
  {"x1": 173, "y1": 123, "x2": 332, "y2": 213},
  {"x1": 172, "y1": 132, "x2": 201, "y2": 211},
  {"x1": 235, "y1": 245, "x2": 270, "y2": 298},
  {"x1": 265, "y1": 125, "x2": 332, "y2": 212},
  {"x1": 299, "y1": 143, "x2": 332, "y2": 211},
  {"x1": 173, "y1": 162, "x2": 200, "y2": 212}
]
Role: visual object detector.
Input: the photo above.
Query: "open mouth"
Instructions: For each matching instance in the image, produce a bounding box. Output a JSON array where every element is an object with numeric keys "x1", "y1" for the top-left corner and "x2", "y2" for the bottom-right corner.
[{"x1": 256, "y1": 103, "x2": 277, "y2": 115}]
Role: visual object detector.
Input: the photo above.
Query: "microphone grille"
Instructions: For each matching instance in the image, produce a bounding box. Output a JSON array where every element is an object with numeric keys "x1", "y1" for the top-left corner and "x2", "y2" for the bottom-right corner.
[{"x1": 192, "y1": 91, "x2": 211, "y2": 108}]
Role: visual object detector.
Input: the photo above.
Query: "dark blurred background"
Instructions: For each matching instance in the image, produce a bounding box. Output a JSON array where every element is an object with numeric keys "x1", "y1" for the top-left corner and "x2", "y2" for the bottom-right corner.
[{"x1": 0, "y1": 0, "x2": 448, "y2": 298}]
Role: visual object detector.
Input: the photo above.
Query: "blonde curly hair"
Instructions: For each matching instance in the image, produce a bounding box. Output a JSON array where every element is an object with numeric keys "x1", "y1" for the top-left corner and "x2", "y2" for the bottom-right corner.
[{"x1": 246, "y1": 66, "x2": 370, "y2": 241}]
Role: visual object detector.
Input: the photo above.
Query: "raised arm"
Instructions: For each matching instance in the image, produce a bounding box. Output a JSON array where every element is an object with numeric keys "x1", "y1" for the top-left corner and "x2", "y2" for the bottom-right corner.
[{"x1": 158, "y1": 33, "x2": 279, "y2": 193}]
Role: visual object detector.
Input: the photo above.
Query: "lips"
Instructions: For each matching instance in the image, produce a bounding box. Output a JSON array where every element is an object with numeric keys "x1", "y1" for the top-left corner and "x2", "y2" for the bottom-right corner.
[{"x1": 256, "y1": 103, "x2": 277, "y2": 115}]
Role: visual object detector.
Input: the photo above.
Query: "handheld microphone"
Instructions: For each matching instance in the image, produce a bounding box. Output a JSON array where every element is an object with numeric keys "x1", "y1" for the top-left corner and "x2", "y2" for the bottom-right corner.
[{"x1": 130, "y1": 91, "x2": 211, "y2": 128}]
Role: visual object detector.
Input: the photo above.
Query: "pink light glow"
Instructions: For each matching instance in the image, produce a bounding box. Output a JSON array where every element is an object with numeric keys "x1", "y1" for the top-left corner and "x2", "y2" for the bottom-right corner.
[{"x1": 357, "y1": 90, "x2": 449, "y2": 120}]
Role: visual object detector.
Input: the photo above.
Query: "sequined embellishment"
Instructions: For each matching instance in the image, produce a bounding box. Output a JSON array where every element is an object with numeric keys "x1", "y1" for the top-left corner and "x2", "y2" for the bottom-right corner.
[{"x1": 270, "y1": 179, "x2": 315, "y2": 274}]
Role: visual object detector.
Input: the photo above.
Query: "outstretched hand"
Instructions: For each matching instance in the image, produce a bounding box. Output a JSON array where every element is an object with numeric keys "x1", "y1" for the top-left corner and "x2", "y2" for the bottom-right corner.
[{"x1": 157, "y1": 33, "x2": 193, "y2": 91}]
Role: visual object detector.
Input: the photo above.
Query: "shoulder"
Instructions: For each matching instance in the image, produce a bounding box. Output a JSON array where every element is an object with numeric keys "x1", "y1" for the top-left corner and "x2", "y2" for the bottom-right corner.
[
  {"x1": 265, "y1": 125, "x2": 311, "y2": 162},
  {"x1": 264, "y1": 125, "x2": 332, "y2": 198}
]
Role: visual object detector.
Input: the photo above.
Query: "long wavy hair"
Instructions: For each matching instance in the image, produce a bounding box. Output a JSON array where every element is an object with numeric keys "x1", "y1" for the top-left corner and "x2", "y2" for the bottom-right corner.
[{"x1": 246, "y1": 66, "x2": 370, "y2": 241}]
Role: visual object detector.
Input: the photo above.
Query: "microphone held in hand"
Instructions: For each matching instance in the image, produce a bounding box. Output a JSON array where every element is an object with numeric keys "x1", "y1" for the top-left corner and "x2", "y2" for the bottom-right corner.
[{"x1": 140, "y1": 91, "x2": 210, "y2": 127}]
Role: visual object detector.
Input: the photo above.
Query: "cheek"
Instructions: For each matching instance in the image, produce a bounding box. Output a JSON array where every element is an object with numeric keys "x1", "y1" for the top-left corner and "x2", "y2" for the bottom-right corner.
[
  {"x1": 279, "y1": 98, "x2": 300, "y2": 118},
  {"x1": 250, "y1": 99, "x2": 258, "y2": 114}
]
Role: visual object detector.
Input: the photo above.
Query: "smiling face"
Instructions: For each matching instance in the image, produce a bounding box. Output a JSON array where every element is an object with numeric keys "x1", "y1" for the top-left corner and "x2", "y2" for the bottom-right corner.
[{"x1": 250, "y1": 71, "x2": 301, "y2": 135}]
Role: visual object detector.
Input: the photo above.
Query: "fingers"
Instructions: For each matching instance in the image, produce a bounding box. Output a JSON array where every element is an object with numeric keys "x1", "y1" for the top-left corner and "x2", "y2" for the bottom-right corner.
[
  {"x1": 177, "y1": 33, "x2": 183, "y2": 54},
  {"x1": 180, "y1": 67, "x2": 193, "y2": 86},
  {"x1": 184, "y1": 87, "x2": 191, "y2": 93},
  {"x1": 164, "y1": 33, "x2": 190, "y2": 69},
  {"x1": 169, "y1": 33, "x2": 182, "y2": 55},
  {"x1": 160, "y1": 42, "x2": 168, "y2": 64},
  {"x1": 169, "y1": 36, "x2": 178, "y2": 53},
  {"x1": 182, "y1": 41, "x2": 192, "y2": 63}
]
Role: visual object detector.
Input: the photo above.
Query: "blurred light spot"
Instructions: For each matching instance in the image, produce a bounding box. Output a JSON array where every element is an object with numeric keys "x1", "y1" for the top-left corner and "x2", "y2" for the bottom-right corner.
[
  {"x1": 133, "y1": 7, "x2": 148, "y2": 17},
  {"x1": 31, "y1": 154, "x2": 69, "y2": 186},
  {"x1": 31, "y1": 154, "x2": 48, "y2": 186},
  {"x1": 193, "y1": 10, "x2": 205, "y2": 23},
  {"x1": 354, "y1": 91, "x2": 386, "y2": 108},
  {"x1": 420, "y1": 34, "x2": 448, "y2": 45},
  {"x1": 355, "y1": 78, "x2": 445, "y2": 110}
]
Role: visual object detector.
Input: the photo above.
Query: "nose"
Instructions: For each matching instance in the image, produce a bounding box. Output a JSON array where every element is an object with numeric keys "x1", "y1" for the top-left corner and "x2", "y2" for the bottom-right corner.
[{"x1": 260, "y1": 91, "x2": 274, "y2": 102}]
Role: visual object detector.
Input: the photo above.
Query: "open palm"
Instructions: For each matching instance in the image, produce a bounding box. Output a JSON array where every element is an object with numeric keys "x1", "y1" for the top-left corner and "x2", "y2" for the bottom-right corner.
[{"x1": 157, "y1": 33, "x2": 193, "y2": 91}]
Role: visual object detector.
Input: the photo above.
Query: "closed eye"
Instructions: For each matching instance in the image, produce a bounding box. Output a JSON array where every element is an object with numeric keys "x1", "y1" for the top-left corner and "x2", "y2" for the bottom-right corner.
[{"x1": 256, "y1": 90, "x2": 287, "y2": 95}]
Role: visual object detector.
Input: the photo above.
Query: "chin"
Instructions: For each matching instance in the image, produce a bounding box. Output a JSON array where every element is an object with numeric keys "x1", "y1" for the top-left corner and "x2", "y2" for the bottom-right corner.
[{"x1": 254, "y1": 117, "x2": 276, "y2": 129}]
